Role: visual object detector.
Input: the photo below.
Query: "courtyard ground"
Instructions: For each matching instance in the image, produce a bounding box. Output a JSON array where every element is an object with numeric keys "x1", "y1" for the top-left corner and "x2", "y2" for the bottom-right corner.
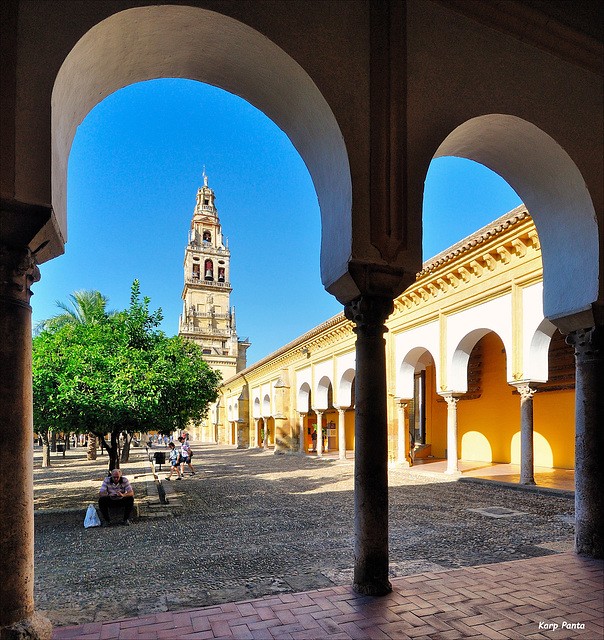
[{"x1": 33, "y1": 441, "x2": 583, "y2": 632}]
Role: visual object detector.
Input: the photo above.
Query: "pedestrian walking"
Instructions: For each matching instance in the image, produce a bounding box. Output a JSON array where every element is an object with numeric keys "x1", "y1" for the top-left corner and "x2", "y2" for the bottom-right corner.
[
  {"x1": 165, "y1": 442, "x2": 183, "y2": 480},
  {"x1": 178, "y1": 436, "x2": 195, "y2": 476}
]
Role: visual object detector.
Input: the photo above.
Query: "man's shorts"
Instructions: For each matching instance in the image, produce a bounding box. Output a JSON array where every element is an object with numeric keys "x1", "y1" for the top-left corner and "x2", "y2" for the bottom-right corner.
[{"x1": 180, "y1": 455, "x2": 190, "y2": 464}]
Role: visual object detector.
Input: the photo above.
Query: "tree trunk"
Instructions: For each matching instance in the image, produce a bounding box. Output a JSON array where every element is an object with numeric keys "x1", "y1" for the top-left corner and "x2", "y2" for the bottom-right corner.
[
  {"x1": 101, "y1": 432, "x2": 120, "y2": 470},
  {"x1": 40, "y1": 431, "x2": 51, "y2": 467},
  {"x1": 50, "y1": 431, "x2": 57, "y2": 452},
  {"x1": 87, "y1": 432, "x2": 97, "y2": 460},
  {"x1": 120, "y1": 433, "x2": 133, "y2": 463},
  {"x1": 65, "y1": 433, "x2": 70, "y2": 450}
]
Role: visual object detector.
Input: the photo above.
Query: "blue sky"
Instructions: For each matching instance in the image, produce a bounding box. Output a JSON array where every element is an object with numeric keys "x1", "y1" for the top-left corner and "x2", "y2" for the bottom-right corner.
[{"x1": 32, "y1": 79, "x2": 522, "y2": 364}]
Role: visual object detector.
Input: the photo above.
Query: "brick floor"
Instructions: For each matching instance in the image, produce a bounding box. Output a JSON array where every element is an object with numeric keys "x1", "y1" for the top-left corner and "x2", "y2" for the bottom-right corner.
[{"x1": 52, "y1": 553, "x2": 602, "y2": 640}]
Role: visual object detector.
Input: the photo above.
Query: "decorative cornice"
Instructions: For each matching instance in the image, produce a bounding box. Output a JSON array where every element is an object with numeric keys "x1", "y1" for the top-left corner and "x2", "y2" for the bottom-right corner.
[{"x1": 393, "y1": 206, "x2": 539, "y2": 315}]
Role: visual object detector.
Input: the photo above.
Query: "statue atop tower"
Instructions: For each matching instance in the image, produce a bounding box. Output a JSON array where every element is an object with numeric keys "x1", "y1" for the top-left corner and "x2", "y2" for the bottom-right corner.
[{"x1": 179, "y1": 174, "x2": 250, "y2": 380}]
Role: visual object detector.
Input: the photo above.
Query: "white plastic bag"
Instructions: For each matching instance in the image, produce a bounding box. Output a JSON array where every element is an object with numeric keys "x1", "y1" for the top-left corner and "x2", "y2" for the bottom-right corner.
[{"x1": 84, "y1": 503, "x2": 101, "y2": 528}]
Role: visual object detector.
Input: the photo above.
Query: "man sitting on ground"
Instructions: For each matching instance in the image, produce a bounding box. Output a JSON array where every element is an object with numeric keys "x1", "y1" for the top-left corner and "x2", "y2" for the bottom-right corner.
[{"x1": 98, "y1": 468, "x2": 134, "y2": 526}]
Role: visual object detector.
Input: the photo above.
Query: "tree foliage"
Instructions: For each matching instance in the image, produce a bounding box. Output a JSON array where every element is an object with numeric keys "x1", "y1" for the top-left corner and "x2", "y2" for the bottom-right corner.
[
  {"x1": 34, "y1": 289, "x2": 116, "y2": 334},
  {"x1": 33, "y1": 281, "x2": 221, "y2": 469}
]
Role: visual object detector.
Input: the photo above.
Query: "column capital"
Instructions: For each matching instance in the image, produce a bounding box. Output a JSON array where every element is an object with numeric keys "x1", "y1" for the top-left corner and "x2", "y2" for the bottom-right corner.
[
  {"x1": 440, "y1": 392, "x2": 460, "y2": 408},
  {"x1": 510, "y1": 381, "x2": 539, "y2": 400},
  {"x1": 0, "y1": 244, "x2": 40, "y2": 307},
  {"x1": 566, "y1": 325, "x2": 604, "y2": 364},
  {"x1": 344, "y1": 295, "x2": 394, "y2": 337}
]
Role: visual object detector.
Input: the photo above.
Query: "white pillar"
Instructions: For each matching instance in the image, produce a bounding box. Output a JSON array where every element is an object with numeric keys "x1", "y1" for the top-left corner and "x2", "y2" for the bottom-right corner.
[
  {"x1": 396, "y1": 400, "x2": 410, "y2": 467},
  {"x1": 442, "y1": 393, "x2": 461, "y2": 475},
  {"x1": 512, "y1": 382, "x2": 537, "y2": 485},
  {"x1": 298, "y1": 412, "x2": 306, "y2": 453},
  {"x1": 315, "y1": 410, "x2": 324, "y2": 457},
  {"x1": 337, "y1": 408, "x2": 347, "y2": 459}
]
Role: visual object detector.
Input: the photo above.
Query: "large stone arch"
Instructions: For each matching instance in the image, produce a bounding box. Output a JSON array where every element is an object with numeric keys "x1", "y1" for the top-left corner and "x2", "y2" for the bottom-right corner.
[
  {"x1": 315, "y1": 375, "x2": 333, "y2": 411},
  {"x1": 434, "y1": 115, "x2": 599, "y2": 331},
  {"x1": 50, "y1": 4, "x2": 351, "y2": 289},
  {"x1": 337, "y1": 368, "x2": 355, "y2": 408},
  {"x1": 297, "y1": 382, "x2": 311, "y2": 414},
  {"x1": 397, "y1": 346, "x2": 438, "y2": 400},
  {"x1": 525, "y1": 319, "x2": 558, "y2": 383},
  {"x1": 449, "y1": 328, "x2": 510, "y2": 394}
]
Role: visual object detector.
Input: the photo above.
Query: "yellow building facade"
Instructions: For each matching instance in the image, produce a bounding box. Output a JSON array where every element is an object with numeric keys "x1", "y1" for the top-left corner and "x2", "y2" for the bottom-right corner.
[{"x1": 206, "y1": 205, "x2": 575, "y2": 475}]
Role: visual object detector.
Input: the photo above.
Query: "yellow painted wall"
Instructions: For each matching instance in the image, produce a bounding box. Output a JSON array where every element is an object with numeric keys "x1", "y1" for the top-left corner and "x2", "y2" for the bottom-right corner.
[
  {"x1": 424, "y1": 363, "x2": 447, "y2": 458},
  {"x1": 458, "y1": 332, "x2": 518, "y2": 463},
  {"x1": 533, "y1": 390, "x2": 575, "y2": 469},
  {"x1": 345, "y1": 411, "x2": 355, "y2": 450}
]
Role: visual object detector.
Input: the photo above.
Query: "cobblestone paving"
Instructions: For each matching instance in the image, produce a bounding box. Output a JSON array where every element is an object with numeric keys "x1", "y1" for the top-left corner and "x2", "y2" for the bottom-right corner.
[{"x1": 34, "y1": 443, "x2": 575, "y2": 628}]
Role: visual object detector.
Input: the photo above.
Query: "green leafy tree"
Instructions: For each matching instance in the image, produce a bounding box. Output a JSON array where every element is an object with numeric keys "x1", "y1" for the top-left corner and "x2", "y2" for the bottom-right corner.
[
  {"x1": 34, "y1": 289, "x2": 118, "y2": 461},
  {"x1": 35, "y1": 289, "x2": 116, "y2": 333},
  {"x1": 33, "y1": 280, "x2": 221, "y2": 470}
]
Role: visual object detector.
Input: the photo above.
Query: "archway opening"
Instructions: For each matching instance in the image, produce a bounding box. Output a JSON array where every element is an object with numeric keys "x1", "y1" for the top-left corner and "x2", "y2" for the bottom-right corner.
[{"x1": 430, "y1": 115, "x2": 598, "y2": 329}]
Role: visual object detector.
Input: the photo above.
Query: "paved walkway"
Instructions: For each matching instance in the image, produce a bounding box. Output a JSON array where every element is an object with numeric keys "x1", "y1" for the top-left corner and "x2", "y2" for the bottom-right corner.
[
  {"x1": 291, "y1": 451, "x2": 574, "y2": 493},
  {"x1": 52, "y1": 552, "x2": 602, "y2": 639},
  {"x1": 35, "y1": 443, "x2": 588, "y2": 639}
]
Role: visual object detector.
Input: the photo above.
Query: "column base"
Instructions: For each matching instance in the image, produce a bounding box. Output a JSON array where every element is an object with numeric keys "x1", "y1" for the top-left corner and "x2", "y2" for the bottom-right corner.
[
  {"x1": 444, "y1": 469, "x2": 462, "y2": 476},
  {"x1": 398, "y1": 459, "x2": 411, "y2": 468},
  {"x1": 519, "y1": 478, "x2": 536, "y2": 485},
  {"x1": 1, "y1": 613, "x2": 52, "y2": 640},
  {"x1": 353, "y1": 579, "x2": 393, "y2": 596}
]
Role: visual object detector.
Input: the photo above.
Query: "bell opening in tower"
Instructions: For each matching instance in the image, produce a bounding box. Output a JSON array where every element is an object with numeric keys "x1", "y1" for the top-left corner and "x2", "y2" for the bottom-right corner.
[{"x1": 205, "y1": 259, "x2": 214, "y2": 281}]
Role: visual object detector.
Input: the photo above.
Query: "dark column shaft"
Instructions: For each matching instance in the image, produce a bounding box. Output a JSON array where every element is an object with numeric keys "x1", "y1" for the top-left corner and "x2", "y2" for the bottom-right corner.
[
  {"x1": 346, "y1": 296, "x2": 393, "y2": 596},
  {"x1": 567, "y1": 326, "x2": 604, "y2": 559},
  {"x1": 0, "y1": 245, "x2": 51, "y2": 638}
]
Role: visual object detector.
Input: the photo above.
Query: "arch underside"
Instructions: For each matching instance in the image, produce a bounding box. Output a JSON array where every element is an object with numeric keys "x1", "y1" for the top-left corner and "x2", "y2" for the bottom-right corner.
[
  {"x1": 435, "y1": 115, "x2": 599, "y2": 330},
  {"x1": 51, "y1": 5, "x2": 351, "y2": 291}
]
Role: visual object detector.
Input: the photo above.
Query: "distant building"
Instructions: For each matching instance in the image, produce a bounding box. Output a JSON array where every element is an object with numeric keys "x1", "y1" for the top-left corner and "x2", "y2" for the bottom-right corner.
[
  {"x1": 178, "y1": 174, "x2": 250, "y2": 381},
  {"x1": 209, "y1": 206, "x2": 576, "y2": 479}
]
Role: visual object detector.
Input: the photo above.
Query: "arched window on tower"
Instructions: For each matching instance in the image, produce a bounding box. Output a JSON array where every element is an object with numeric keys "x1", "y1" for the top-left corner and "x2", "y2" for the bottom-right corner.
[
  {"x1": 204, "y1": 259, "x2": 214, "y2": 281},
  {"x1": 192, "y1": 263, "x2": 200, "y2": 280},
  {"x1": 218, "y1": 267, "x2": 225, "y2": 282},
  {"x1": 203, "y1": 230, "x2": 211, "y2": 243}
]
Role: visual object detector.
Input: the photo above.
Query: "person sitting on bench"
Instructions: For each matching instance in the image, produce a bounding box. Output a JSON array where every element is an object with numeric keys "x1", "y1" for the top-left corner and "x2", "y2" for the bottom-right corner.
[{"x1": 98, "y1": 468, "x2": 134, "y2": 526}]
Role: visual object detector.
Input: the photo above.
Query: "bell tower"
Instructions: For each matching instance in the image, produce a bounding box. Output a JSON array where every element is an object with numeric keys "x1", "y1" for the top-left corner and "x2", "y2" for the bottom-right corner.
[{"x1": 179, "y1": 173, "x2": 250, "y2": 380}]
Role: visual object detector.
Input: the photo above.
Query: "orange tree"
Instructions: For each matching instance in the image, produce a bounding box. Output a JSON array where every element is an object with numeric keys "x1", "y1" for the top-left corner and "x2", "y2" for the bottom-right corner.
[{"x1": 33, "y1": 280, "x2": 221, "y2": 469}]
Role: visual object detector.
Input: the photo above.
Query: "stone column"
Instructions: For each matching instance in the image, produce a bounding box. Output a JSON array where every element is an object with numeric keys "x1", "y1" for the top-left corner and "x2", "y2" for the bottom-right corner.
[
  {"x1": 567, "y1": 325, "x2": 604, "y2": 559},
  {"x1": 442, "y1": 393, "x2": 461, "y2": 475},
  {"x1": 345, "y1": 296, "x2": 393, "y2": 596},
  {"x1": 263, "y1": 419, "x2": 269, "y2": 450},
  {"x1": 512, "y1": 382, "x2": 538, "y2": 485},
  {"x1": 297, "y1": 412, "x2": 306, "y2": 453},
  {"x1": 254, "y1": 418, "x2": 261, "y2": 449},
  {"x1": 337, "y1": 408, "x2": 347, "y2": 459},
  {"x1": 315, "y1": 410, "x2": 324, "y2": 456},
  {"x1": 0, "y1": 245, "x2": 51, "y2": 639},
  {"x1": 396, "y1": 400, "x2": 411, "y2": 467}
]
